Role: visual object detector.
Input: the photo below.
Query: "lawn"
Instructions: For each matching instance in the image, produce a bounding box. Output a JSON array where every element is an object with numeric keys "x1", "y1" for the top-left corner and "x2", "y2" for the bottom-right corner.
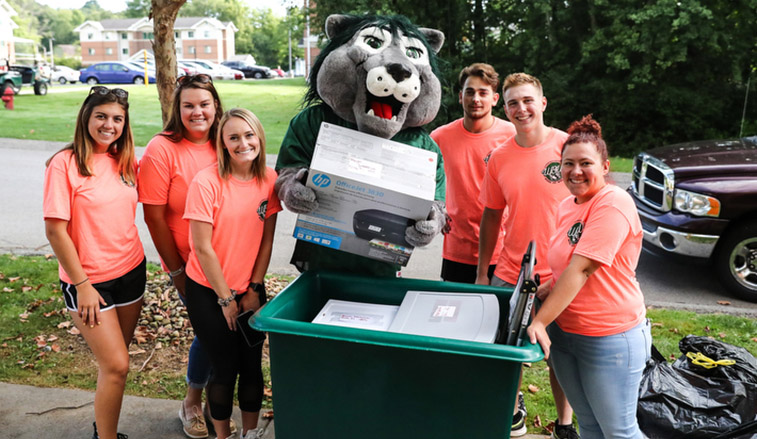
[
  {"x1": 4, "y1": 78, "x2": 308, "y2": 153},
  {"x1": 2, "y1": 254, "x2": 756, "y2": 435},
  {"x1": 3, "y1": 80, "x2": 635, "y2": 172}
]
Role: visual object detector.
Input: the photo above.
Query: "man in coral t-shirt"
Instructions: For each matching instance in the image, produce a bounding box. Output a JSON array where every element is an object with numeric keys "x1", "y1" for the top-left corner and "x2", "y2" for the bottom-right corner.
[
  {"x1": 477, "y1": 73, "x2": 578, "y2": 439},
  {"x1": 431, "y1": 63, "x2": 515, "y2": 283}
]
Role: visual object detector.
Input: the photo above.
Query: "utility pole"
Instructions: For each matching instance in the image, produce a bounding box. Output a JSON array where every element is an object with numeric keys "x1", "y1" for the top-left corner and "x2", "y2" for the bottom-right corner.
[{"x1": 49, "y1": 37, "x2": 54, "y2": 67}]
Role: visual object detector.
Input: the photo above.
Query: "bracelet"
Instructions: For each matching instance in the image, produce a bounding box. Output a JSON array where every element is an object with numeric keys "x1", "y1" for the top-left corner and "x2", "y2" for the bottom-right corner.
[
  {"x1": 169, "y1": 265, "x2": 185, "y2": 277},
  {"x1": 73, "y1": 277, "x2": 89, "y2": 287},
  {"x1": 217, "y1": 290, "x2": 238, "y2": 307}
]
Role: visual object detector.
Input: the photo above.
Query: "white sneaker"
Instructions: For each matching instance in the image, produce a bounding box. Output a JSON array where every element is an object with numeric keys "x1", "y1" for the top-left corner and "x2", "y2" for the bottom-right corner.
[{"x1": 239, "y1": 427, "x2": 264, "y2": 439}]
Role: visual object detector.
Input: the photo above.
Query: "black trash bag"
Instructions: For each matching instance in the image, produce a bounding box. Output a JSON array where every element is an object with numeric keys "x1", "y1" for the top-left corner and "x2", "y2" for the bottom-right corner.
[
  {"x1": 637, "y1": 345, "x2": 757, "y2": 439},
  {"x1": 674, "y1": 335, "x2": 757, "y2": 384}
]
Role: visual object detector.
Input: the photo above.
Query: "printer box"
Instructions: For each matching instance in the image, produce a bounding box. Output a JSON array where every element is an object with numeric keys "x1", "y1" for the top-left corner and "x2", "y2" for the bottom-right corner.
[{"x1": 294, "y1": 122, "x2": 437, "y2": 266}]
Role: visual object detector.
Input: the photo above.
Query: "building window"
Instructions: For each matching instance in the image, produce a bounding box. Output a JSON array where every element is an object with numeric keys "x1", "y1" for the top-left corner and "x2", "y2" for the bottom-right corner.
[
  {"x1": 87, "y1": 33, "x2": 93, "y2": 40},
  {"x1": 142, "y1": 32, "x2": 154, "y2": 40},
  {"x1": 174, "y1": 31, "x2": 179, "y2": 39},
  {"x1": 122, "y1": 48, "x2": 129, "y2": 55},
  {"x1": 105, "y1": 33, "x2": 110, "y2": 40},
  {"x1": 106, "y1": 48, "x2": 113, "y2": 55},
  {"x1": 88, "y1": 48, "x2": 95, "y2": 55},
  {"x1": 204, "y1": 31, "x2": 210, "y2": 38},
  {"x1": 189, "y1": 46, "x2": 196, "y2": 54},
  {"x1": 204, "y1": 45, "x2": 211, "y2": 54},
  {"x1": 176, "y1": 48, "x2": 183, "y2": 55},
  {"x1": 121, "y1": 33, "x2": 127, "y2": 40},
  {"x1": 188, "y1": 31, "x2": 194, "y2": 38}
]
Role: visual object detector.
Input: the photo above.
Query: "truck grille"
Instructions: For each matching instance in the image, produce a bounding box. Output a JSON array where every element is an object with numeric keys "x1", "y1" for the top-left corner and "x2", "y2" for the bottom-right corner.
[{"x1": 631, "y1": 153, "x2": 675, "y2": 212}]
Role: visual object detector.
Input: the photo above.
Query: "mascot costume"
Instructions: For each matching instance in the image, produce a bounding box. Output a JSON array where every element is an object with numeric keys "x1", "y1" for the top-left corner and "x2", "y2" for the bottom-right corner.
[{"x1": 275, "y1": 14, "x2": 448, "y2": 276}]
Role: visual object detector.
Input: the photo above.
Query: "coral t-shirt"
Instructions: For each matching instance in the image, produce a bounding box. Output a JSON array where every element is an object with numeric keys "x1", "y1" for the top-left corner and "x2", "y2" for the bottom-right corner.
[
  {"x1": 43, "y1": 150, "x2": 144, "y2": 284},
  {"x1": 184, "y1": 166, "x2": 282, "y2": 292},
  {"x1": 548, "y1": 184, "x2": 645, "y2": 336},
  {"x1": 138, "y1": 135, "x2": 217, "y2": 262},
  {"x1": 431, "y1": 117, "x2": 515, "y2": 265},
  {"x1": 480, "y1": 129, "x2": 569, "y2": 284}
]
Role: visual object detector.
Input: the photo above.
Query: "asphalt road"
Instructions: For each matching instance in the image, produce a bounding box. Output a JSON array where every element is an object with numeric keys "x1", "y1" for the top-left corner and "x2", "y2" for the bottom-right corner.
[{"x1": 2, "y1": 137, "x2": 755, "y2": 316}]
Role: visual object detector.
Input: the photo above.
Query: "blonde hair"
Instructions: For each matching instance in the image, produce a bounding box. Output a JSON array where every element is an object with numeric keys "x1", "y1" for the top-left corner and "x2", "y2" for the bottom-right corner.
[
  {"x1": 216, "y1": 108, "x2": 267, "y2": 181},
  {"x1": 502, "y1": 72, "x2": 543, "y2": 97},
  {"x1": 46, "y1": 90, "x2": 136, "y2": 184}
]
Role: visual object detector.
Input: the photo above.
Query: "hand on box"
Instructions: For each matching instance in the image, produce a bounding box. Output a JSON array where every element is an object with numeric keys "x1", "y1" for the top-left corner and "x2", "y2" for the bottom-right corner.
[
  {"x1": 405, "y1": 200, "x2": 447, "y2": 247},
  {"x1": 275, "y1": 167, "x2": 319, "y2": 214}
]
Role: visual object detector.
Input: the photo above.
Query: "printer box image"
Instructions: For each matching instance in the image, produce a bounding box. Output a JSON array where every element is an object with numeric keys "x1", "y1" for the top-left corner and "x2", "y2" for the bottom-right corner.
[{"x1": 294, "y1": 123, "x2": 437, "y2": 266}]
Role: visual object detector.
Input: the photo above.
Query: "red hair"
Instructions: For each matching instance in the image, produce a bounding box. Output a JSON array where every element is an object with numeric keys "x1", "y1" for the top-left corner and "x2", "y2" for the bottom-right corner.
[{"x1": 563, "y1": 114, "x2": 608, "y2": 162}]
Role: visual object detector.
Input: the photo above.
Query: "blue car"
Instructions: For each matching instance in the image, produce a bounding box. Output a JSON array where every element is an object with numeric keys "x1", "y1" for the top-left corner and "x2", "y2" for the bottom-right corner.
[{"x1": 79, "y1": 61, "x2": 156, "y2": 85}]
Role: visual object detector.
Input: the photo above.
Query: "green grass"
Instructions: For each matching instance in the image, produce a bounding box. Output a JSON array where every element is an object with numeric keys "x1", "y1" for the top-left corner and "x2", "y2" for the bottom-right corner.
[
  {"x1": 5, "y1": 78, "x2": 307, "y2": 152},
  {"x1": 3, "y1": 254, "x2": 757, "y2": 434},
  {"x1": 610, "y1": 156, "x2": 633, "y2": 173}
]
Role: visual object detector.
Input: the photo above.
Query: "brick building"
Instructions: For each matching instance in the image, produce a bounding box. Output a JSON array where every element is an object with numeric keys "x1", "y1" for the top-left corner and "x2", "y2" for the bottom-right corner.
[{"x1": 74, "y1": 17, "x2": 237, "y2": 66}]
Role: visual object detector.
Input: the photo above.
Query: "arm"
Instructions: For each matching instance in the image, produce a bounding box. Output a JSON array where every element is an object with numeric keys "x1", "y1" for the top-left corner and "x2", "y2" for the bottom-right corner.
[
  {"x1": 143, "y1": 204, "x2": 187, "y2": 295},
  {"x1": 476, "y1": 207, "x2": 504, "y2": 285},
  {"x1": 45, "y1": 219, "x2": 106, "y2": 327},
  {"x1": 526, "y1": 254, "x2": 602, "y2": 358},
  {"x1": 190, "y1": 219, "x2": 238, "y2": 331},
  {"x1": 240, "y1": 213, "x2": 278, "y2": 313}
]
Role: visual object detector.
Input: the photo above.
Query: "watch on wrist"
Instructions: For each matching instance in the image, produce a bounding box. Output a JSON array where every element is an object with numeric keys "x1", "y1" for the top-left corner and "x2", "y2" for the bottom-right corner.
[{"x1": 250, "y1": 282, "x2": 267, "y2": 304}]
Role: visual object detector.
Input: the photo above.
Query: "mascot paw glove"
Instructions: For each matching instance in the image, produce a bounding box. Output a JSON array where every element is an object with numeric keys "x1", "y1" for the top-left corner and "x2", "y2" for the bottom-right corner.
[
  {"x1": 275, "y1": 167, "x2": 319, "y2": 214},
  {"x1": 405, "y1": 200, "x2": 448, "y2": 247}
]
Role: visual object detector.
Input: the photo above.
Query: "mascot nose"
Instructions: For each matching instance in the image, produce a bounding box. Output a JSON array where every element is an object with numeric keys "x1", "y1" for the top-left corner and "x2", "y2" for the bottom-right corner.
[{"x1": 386, "y1": 63, "x2": 412, "y2": 82}]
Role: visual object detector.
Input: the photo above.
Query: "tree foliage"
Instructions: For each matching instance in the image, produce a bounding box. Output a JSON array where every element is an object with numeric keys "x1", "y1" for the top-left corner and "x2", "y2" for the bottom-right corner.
[{"x1": 312, "y1": 0, "x2": 757, "y2": 156}]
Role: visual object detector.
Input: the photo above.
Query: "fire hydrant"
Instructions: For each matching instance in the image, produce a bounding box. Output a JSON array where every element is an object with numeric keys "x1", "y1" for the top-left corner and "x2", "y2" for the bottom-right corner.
[{"x1": 1, "y1": 86, "x2": 13, "y2": 110}]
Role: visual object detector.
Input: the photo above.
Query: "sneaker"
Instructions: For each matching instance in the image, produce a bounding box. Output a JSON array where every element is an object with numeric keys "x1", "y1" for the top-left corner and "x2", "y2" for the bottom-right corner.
[
  {"x1": 203, "y1": 404, "x2": 237, "y2": 435},
  {"x1": 551, "y1": 421, "x2": 580, "y2": 439},
  {"x1": 240, "y1": 427, "x2": 264, "y2": 439},
  {"x1": 92, "y1": 421, "x2": 128, "y2": 439},
  {"x1": 511, "y1": 410, "x2": 527, "y2": 437},
  {"x1": 517, "y1": 391, "x2": 527, "y2": 417},
  {"x1": 179, "y1": 404, "x2": 209, "y2": 438}
]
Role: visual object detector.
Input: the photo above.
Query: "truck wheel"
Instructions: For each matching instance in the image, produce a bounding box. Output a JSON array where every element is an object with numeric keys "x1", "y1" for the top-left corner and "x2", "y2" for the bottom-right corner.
[
  {"x1": 715, "y1": 221, "x2": 757, "y2": 302},
  {"x1": 34, "y1": 82, "x2": 48, "y2": 96}
]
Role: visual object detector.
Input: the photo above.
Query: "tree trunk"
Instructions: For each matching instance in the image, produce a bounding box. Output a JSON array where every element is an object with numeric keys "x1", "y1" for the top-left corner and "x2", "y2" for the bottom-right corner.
[{"x1": 151, "y1": 0, "x2": 186, "y2": 125}]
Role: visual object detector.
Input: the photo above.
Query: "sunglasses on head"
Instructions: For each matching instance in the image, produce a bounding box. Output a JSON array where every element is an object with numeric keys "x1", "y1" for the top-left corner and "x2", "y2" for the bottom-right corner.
[
  {"x1": 89, "y1": 86, "x2": 129, "y2": 99},
  {"x1": 177, "y1": 74, "x2": 213, "y2": 86}
]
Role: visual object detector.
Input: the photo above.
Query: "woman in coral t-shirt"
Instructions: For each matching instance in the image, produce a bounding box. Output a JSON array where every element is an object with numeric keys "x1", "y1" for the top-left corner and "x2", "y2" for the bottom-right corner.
[
  {"x1": 184, "y1": 108, "x2": 281, "y2": 439},
  {"x1": 527, "y1": 115, "x2": 651, "y2": 439},
  {"x1": 138, "y1": 74, "x2": 226, "y2": 438},
  {"x1": 44, "y1": 86, "x2": 145, "y2": 439}
]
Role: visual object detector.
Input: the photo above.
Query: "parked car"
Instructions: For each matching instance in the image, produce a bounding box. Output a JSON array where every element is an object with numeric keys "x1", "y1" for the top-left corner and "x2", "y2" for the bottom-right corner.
[
  {"x1": 221, "y1": 60, "x2": 272, "y2": 79},
  {"x1": 180, "y1": 59, "x2": 241, "y2": 80},
  {"x1": 79, "y1": 61, "x2": 156, "y2": 85},
  {"x1": 51, "y1": 65, "x2": 80, "y2": 84},
  {"x1": 9, "y1": 64, "x2": 50, "y2": 95},
  {"x1": 126, "y1": 61, "x2": 185, "y2": 78},
  {"x1": 630, "y1": 136, "x2": 757, "y2": 301}
]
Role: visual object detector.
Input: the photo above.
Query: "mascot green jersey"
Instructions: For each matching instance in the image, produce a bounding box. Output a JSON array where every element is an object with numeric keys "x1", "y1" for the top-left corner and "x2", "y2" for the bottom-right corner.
[{"x1": 275, "y1": 14, "x2": 447, "y2": 276}]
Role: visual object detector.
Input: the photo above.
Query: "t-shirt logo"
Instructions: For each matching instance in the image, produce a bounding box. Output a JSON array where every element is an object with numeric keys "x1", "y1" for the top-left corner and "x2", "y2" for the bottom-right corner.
[
  {"x1": 542, "y1": 161, "x2": 562, "y2": 183},
  {"x1": 257, "y1": 200, "x2": 268, "y2": 222},
  {"x1": 567, "y1": 221, "x2": 584, "y2": 246},
  {"x1": 483, "y1": 150, "x2": 493, "y2": 165}
]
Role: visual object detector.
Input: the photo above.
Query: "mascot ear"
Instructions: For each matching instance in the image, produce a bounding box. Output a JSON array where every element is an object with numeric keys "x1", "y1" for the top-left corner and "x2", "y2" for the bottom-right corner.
[
  {"x1": 419, "y1": 28, "x2": 444, "y2": 54},
  {"x1": 325, "y1": 14, "x2": 353, "y2": 40}
]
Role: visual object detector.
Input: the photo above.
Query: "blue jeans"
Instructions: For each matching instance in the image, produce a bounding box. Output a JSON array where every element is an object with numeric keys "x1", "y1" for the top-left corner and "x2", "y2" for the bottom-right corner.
[
  {"x1": 548, "y1": 320, "x2": 651, "y2": 439},
  {"x1": 178, "y1": 292, "x2": 212, "y2": 388}
]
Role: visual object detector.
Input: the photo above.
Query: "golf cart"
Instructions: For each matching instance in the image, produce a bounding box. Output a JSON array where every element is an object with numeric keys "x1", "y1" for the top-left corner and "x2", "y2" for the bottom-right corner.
[{"x1": 9, "y1": 64, "x2": 50, "y2": 95}]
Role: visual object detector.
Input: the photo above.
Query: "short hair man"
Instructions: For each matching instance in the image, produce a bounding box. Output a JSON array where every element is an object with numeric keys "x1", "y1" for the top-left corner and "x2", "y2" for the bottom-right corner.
[
  {"x1": 477, "y1": 72, "x2": 578, "y2": 438},
  {"x1": 430, "y1": 63, "x2": 515, "y2": 283}
]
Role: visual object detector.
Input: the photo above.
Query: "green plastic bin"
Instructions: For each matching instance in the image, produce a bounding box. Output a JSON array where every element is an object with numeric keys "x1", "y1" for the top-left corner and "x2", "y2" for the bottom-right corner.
[{"x1": 251, "y1": 270, "x2": 543, "y2": 439}]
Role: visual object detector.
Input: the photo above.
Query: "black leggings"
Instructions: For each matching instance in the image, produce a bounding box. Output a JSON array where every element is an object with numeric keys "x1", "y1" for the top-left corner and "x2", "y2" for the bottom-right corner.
[{"x1": 185, "y1": 276, "x2": 264, "y2": 420}]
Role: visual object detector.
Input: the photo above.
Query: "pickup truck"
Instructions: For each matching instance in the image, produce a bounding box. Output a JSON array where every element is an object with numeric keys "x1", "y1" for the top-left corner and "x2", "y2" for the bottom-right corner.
[{"x1": 630, "y1": 136, "x2": 757, "y2": 302}]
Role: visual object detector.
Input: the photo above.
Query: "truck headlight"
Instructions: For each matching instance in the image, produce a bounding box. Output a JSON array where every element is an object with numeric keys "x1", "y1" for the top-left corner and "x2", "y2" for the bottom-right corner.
[{"x1": 673, "y1": 189, "x2": 720, "y2": 217}]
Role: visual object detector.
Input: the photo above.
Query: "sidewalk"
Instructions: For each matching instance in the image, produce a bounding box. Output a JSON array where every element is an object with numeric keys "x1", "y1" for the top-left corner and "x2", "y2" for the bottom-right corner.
[{"x1": 0, "y1": 382, "x2": 550, "y2": 438}]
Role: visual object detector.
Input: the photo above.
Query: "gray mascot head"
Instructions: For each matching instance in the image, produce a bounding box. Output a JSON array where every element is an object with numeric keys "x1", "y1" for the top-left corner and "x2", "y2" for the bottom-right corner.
[{"x1": 304, "y1": 14, "x2": 445, "y2": 139}]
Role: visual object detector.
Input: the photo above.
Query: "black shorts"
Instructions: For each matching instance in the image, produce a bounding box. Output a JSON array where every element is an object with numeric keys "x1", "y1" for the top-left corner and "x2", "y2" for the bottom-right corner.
[
  {"x1": 441, "y1": 259, "x2": 495, "y2": 283},
  {"x1": 61, "y1": 258, "x2": 146, "y2": 312}
]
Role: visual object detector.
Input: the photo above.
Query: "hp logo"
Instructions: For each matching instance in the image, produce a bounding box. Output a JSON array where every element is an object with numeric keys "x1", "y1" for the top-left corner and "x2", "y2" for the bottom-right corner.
[{"x1": 311, "y1": 173, "x2": 331, "y2": 188}]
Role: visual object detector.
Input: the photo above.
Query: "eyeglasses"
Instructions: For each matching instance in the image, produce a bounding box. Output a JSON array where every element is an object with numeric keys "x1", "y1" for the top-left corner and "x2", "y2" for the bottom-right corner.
[
  {"x1": 177, "y1": 74, "x2": 213, "y2": 86},
  {"x1": 88, "y1": 86, "x2": 129, "y2": 99}
]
